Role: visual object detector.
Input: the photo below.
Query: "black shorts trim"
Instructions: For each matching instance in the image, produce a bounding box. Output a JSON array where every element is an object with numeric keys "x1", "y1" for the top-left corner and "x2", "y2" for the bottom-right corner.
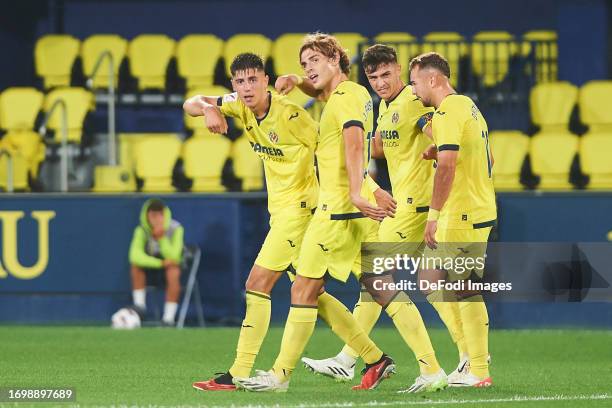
[
  {"x1": 473, "y1": 219, "x2": 496, "y2": 229},
  {"x1": 290, "y1": 304, "x2": 318, "y2": 309},
  {"x1": 246, "y1": 290, "x2": 271, "y2": 300},
  {"x1": 416, "y1": 206, "x2": 429, "y2": 213},
  {"x1": 330, "y1": 212, "x2": 365, "y2": 220},
  {"x1": 343, "y1": 120, "x2": 364, "y2": 130},
  {"x1": 438, "y1": 144, "x2": 459, "y2": 151}
]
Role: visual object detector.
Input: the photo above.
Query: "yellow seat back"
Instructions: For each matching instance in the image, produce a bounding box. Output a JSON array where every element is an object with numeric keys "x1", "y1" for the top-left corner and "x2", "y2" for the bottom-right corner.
[
  {"x1": 184, "y1": 86, "x2": 231, "y2": 136},
  {"x1": 92, "y1": 165, "x2": 136, "y2": 192},
  {"x1": 579, "y1": 132, "x2": 612, "y2": 190},
  {"x1": 224, "y1": 34, "x2": 272, "y2": 77},
  {"x1": 35, "y1": 35, "x2": 80, "y2": 89},
  {"x1": 530, "y1": 132, "x2": 578, "y2": 190},
  {"x1": 579, "y1": 80, "x2": 612, "y2": 132},
  {"x1": 44, "y1": 87, "x2": 94, "y2": 143},
  {"x1": 128, "y1": 34, "x2": 175, "y2": 90},
  {"x1": 422, "y1": 32, "x2": 468, "y2": 87},
  {"x1": 332, "y1": 32, "x2": 367, "y2": 82},
  {"x1": 273, "y1": 33, "x2": 307, "y2": 77},
  {"x1": 0, "y1": 87, "x2": 44, "y2": 131},
  {"x1": 232, "y1": 135, "x2": 263, "y2": 191},
  {"x1": 81, "y1": 34, "x2": 128, "y2": 89},
  {"x1": 522, "y1": 30, "x2": 558, "y2": 82},
  {"x1": 134, "y1": 134, "x2": 181, "y2": 192},
  {"x1": 177, "y1": 34, "x2": 224, "y2": 89},
  {"x1": 373, "y1": 32, "x2": 419, "y2": 83},
  {"x1": 488, "y1": 131, "x2": 529, "y2": 190},
  {"x1": 0, "y1": 151, "x2": 29, "y2": 191},
  {"x1": 183, "y1": 135, "x2": 231, "y2": 192},
  {"x1": 0, "y1": 130, "x2": 45, "y2": 178},
  {"x1": 530, "y1": 81, "x2": 578, "y2": 131},
  {"x1": 472, "y1": 31, "x2": 518, "y2": 87}
]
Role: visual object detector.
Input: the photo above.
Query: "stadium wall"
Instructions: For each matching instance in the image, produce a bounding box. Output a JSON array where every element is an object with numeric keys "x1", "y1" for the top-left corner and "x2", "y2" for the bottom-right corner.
[
  {"x1": 0, "y1": 0, "x2": 609, "y2": 89},
  {"x1": 0, "y1": 193, "x2": 611, "y2": 328}
]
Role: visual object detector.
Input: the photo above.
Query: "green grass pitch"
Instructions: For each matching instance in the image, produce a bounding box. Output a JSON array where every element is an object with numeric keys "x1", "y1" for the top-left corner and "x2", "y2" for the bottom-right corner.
[{"x1": 1, "y1": 326, "x2": 610, "y2": 407}]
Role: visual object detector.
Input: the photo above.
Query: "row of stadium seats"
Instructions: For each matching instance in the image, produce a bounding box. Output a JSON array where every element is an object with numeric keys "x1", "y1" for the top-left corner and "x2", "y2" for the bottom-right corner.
[
  {"x1": 92, "y1": 133, "x2": 263, "y2": 193},
  {"x1": 491, "y1": 130, "x2": 611, "y2": 190},
  {"x1": 34, "y1": 30, "x2": 556, "y2": 93}
]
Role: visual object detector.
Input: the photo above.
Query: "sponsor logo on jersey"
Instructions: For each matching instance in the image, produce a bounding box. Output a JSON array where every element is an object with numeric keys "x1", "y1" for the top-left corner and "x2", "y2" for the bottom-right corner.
[{"x1": 249, "y1": 142, "x2": 284, "y2": 157}]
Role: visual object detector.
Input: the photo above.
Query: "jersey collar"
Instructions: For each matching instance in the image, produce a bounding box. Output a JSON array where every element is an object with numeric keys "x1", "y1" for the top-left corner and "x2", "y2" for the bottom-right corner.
[
  {"x1": 385, "y1": 85, "x2": 408, "y2": 105},
  {"x1": 255, "y1": 92, "x2": 273, "y2": 126}
]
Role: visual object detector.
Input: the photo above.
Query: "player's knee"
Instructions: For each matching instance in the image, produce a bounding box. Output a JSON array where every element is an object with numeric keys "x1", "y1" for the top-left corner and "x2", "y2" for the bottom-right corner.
[
  {"x1": 290, "y1": 277, "x2": 319, "y2": 304},
  {"x1": 245, "y1": 265, "x2": 278, "y2": 294}
]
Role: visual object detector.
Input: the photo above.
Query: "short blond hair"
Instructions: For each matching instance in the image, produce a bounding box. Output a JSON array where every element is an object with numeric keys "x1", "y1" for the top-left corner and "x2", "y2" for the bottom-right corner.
[{"x1": 299, "y1": 32, "x2": 350, "y2": 75}]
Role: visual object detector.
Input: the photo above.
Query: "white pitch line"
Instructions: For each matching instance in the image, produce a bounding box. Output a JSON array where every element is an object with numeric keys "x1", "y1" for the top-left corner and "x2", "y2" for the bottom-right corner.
[{"x1": 46, "y1": 393, "x2": 612, "y2": 408}]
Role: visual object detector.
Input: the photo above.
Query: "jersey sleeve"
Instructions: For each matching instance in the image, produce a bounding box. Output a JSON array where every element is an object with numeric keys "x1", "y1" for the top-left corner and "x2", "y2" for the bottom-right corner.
[
  {"x1": 433, "y1": 101, "x2": 463, "y2": 151},
  {"x1": 409, "y1": 99, "x2": 435, "y2": 131},
  {"x1": 334, "y1": 92, "x2": 368, "y2": 130},
  {"x1": 286, "y1": 105, "x2": 318, "y2": 148},
  {"x1": 217, "y1": 92, "x2": 244, "y2": 119}
]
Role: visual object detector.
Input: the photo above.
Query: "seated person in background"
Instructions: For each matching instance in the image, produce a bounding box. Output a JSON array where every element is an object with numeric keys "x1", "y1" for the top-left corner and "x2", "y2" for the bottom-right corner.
[{"x1": 129, "y1": 198, "x2": 184, "y2": 325}]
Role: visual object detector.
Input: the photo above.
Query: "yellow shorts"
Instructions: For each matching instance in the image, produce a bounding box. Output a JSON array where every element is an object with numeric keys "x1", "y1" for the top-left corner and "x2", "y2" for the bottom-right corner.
[
  {"x1": 422, "y1": 227, "x2": 492, "y2": 281},
  {"x1": 378, "y1": 207, "x2": 428, "y2": 257},
  {"x1": 255, "y1": 212, "x2": 312, "y2": 273},
  {"x1": 296, "y1": 211, "x2": 379, "y2": 283}
]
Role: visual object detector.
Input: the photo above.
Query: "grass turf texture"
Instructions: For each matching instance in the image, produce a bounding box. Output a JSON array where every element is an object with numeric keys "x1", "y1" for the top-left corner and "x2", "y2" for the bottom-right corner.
[{"x1": 1, "y1": 326, "x2": 610, "y2": 408}]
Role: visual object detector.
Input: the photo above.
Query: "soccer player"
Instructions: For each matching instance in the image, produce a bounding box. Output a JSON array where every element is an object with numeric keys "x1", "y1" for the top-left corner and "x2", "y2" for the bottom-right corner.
[
  {"x1": 294, "y1": 44, "x2": 449, "y2": 393},
  {"x1": 409, "y1": 52, "x2": 497, "y2": 387},
  {"x1": 184, "y1": 53, "x2": 395, "y2": 391},
  {"x1": 233, "y1": 33, "x2": 397, "y2": 392}
]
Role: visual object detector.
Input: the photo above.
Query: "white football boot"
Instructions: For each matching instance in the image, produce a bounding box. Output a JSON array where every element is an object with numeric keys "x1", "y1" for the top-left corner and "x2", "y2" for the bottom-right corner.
[
  {"x1": 448, "y1": 354, "x2": 492, "y2": 387},
  {"x1": 398, "y1": 368, "x2": 448, "y2": 393},
  {"x1": 301, "y1": 352, "x2": 355, "y2": 381},
  {"x1": 232, "y1": 369, "x2": 289, "y2": 392}
]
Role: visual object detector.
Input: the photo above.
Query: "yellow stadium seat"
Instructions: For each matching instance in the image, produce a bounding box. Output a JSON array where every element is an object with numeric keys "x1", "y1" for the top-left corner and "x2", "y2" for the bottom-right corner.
[
  {"x1": 530, "y1": 82, "x2": 578, "y2": 131},
  {"x1": 0, "y1": 150, "x2": 29, "y2": 191},
  {"x1": 0, "y1": 130, "x2": 45, "y2": 179},
  {"x1": 333, "y1": 32, "x2": 367, "y2": 82},
  {"x1": 177, "y1": 34, "x2": 224, "y2": 89},
  {"x1": 374, "y1": 32, "x2": 419, "y2": 82},
  {"x1": 522, "y1": 30, "x2": 558, "y2": 82},
  {"x1": 332, "y1": 32, "x2": 367, "y2": 63},
  {"x1": 422, "y1": 32, "x2": 468, "y2": 87},
  {"x1": 133, "y1": 134, "x2": 181, "y2": 192},
  {"x1": 0, "y1": 87, "x2": 44, "y2": 131},
  {"x1": 232, "y1": 135, "x2": 263, "y2": 191},
  {"x1": 530, "y1": 133, "x2": 578, "y2": 190},
  {"x1": 43, "y1": 87, "x2": 94, "y2": 143},
  {"x1": 184, "y1": 86, "x2": 231, "y2": 136},
  {"x1": 128, "y1": 34, "x2": 175, "y2": 90},
  {"x1": 34, "y1": 35, "x2": 80, "y2": 89},
  {"x1": 488, "y1": 131, "x2": 529, "y2": 190},
  {"x1": 580, "y1": 133, "x2": 612, "y2": 189},
  {"x1": 579, "y1": 80, "x2": 612, "y2": 132},
  {"x1": 92, "y1": 165, "x2": 136, "y2": 192},
  {"x1": 182, "y1": 135, "x2": 231, "y2": 192},
  {"x1": 472, "y1": 31, "x2": 518, "y2": 87},
  {"x1": 81, "y1": 34, "x2": 128, "y2": 89},
  {"x1": 224, "y1": 34, "x2": 272, "y2": 77},
  {"x1": 119, "y1": 132, "x2": 178, "y2": 169},
  {"x1": 273, "y1": 33, "x2": 307, "y2": 77}
]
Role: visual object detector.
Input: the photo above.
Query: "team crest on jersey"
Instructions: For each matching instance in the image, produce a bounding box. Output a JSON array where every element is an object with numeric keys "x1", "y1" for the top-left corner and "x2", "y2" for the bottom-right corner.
[
  {"x1": 268, "y1": 130, "x2": 279, "y2": 144},
  {"x1": 392, "y1": 111, "x2": 400, "y2": 124}
]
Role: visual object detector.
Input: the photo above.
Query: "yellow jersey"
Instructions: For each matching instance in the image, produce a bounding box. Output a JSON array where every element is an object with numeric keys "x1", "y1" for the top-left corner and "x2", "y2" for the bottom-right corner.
[
  {"x1": 377, "y1": 86, "x2": 435, "y2": 211},
  {"x1": 317, "y1": 81, "x2": 374, "y2": 216},
  {"x1": 219, "y1": 92, "x2": 318, "y2": 216},
  {"x1": 432, "y1": 94, "x2": 497, "y2": 229}
]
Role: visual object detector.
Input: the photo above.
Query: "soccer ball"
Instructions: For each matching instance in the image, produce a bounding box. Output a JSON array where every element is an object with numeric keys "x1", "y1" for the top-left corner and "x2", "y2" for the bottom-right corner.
[{"x1": 111, "y1": 307, "x2": 141, "y2": 329}]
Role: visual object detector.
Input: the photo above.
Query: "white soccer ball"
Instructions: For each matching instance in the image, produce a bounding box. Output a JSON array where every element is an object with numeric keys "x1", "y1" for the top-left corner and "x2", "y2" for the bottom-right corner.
[{"x1": 111, "y1": 307, "x2": 141, "y2": 329}]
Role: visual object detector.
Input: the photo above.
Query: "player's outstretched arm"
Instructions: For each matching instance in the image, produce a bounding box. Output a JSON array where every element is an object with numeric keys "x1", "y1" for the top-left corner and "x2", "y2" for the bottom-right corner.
[
  {"x1": 183, "y1": 95, "x2": 228, "y2": 134},
  {"x1": 344, "y1": 126, "x2": 386, "y2": 221},
  {"x1": 275, "y1": 74, "x2": 322, "y2": 99}
]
